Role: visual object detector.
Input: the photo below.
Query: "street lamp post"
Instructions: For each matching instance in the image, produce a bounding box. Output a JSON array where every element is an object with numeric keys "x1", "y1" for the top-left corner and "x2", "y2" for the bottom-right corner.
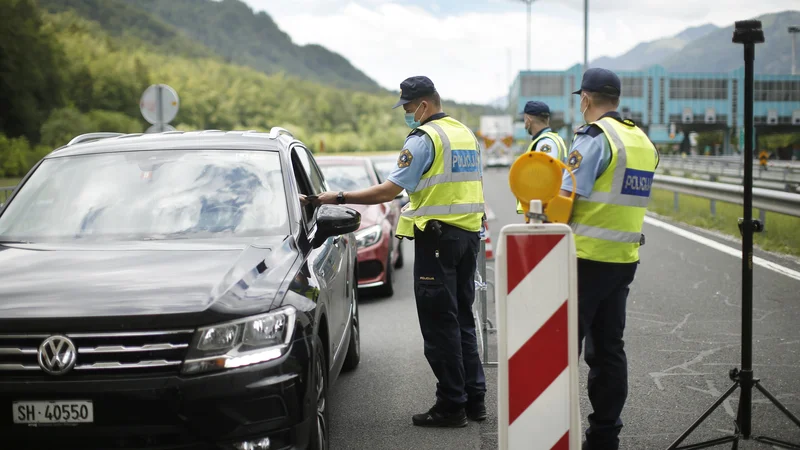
[
  {"x1": 512, "y1": 0, "x2": 536, "y2": 71},
  {"x1": 790, "y1": 26, "x2": 800, "y2": 75},
  {"x1": 584, "y1": 0, "x2": 589, "y2": 72}
]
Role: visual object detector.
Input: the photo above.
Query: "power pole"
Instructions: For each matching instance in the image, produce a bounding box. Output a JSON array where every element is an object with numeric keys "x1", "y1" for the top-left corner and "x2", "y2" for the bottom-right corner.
[
  {"x1": 584, "y1": 0, "x2": 589, "y2": 72},
  {"x1": 790, "y1": 26, "x2": 800, "y2": 75}
]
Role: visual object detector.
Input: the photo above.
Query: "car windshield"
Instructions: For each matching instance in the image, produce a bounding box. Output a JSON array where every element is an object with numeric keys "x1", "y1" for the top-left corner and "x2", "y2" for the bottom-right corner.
[
  {"x1": 372, "y1": 160, "x2": 394, "y2": 181},
  {"x1": 0, "y1": 150, "x2": 289, "y2": 242},
  {"x1": 319, "y1": 164, "x2": 374, "y2": 192}
]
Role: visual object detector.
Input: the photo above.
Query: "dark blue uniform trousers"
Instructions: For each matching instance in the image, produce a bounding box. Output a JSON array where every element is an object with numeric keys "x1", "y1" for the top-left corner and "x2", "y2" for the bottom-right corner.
[
  {"x1": 413, "y1": 222, "x2": 486, "y2": 412},
  {"x1": 577, "y1": 258, "x2": 638, "y2": 450}
]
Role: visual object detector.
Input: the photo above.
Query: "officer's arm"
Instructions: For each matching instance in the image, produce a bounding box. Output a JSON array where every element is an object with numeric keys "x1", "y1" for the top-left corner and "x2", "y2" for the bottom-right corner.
[
  {"x1": 558, "y1": 132, "x2": 609, "y2": 214},
  {"x1": 338, "y1": 180, "x2": 404, "y2": 205},
  {"x1": 316, "y1": 135, "x2": 429, "y2": 206}
]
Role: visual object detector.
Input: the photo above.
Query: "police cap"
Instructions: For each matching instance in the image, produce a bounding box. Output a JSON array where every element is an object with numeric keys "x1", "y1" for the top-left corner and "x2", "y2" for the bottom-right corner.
[
  {"x1": 522, "y1": 101, "x2": 550, "y2": 117},
  {"x1": 572, "y1": 68, "x2": 621, "y2": 96},
  {"x1": 393, "y1": 76, "x2": 437, "y2": 109}
]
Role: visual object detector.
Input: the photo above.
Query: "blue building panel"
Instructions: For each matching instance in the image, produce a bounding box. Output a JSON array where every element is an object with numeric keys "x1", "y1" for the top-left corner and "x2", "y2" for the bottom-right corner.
[{"x1": 510, "y1": 64, "x2": 800, "y2": 153}]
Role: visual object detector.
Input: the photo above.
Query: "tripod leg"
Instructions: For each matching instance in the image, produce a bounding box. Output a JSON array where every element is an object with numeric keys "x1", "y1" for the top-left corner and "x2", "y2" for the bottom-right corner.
[
  {"x1": 752, "y1": 436, "x2": 800, "y2": 450},
  {"x1": 754, "y1": 381, "x2": 800, "y2": 429},
  {"x1": 668, "y1": 382, "x2": 740, "y2": 450}
]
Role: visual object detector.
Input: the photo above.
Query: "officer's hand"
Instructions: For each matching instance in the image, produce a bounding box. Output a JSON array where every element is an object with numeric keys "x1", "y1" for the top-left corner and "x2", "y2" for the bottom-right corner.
[
  {"x1": 299, "y1": 194, "x2": 309, "y2": 206},
  {"x1": 316, "y1": 192, "x2": 338, "y2": 205}
]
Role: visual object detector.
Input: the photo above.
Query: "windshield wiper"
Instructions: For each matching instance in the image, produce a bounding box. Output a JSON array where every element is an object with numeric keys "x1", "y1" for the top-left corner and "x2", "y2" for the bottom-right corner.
[
  {"x1": 141, "y1": 232, "x2": 193, "y2": 241},
  {"x1": 0, "y1": 240, "x2": 32, "y2": 244}
]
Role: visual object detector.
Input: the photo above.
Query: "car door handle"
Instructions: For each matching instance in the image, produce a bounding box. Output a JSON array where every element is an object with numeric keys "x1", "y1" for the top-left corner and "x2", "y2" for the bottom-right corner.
[{"x1": 333, "y1": 236, "x2": 341, "y2": 245}]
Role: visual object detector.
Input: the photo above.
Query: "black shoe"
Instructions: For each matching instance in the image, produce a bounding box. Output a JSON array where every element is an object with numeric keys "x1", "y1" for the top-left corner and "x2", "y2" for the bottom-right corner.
[
  {"x1": 466, "y1": 400, "x2": 486, "y2": 421},
  {"x1": 412, "y1": 406, "x2": 468, "y2": 428}
]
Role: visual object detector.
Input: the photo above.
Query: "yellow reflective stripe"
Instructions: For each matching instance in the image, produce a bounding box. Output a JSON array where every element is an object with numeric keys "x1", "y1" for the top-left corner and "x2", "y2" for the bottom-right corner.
[
  {"x1": 402, "y1": 202, "x2": 485, "y2": 217},
  {"x1": 594, "y1": 119, "x2": 628, "y2": 192},
  {"x1": 570, "y1": 223, "x2": 642, "y2": 243},
  {"x1": 585, "y1": 192, "x2": 651, "y2": 207},
  {"x1": 426, "y1": 122, "x2": 453, "y2": 176},
  {"x1": 415, "y1": 171, "x2": 482, "y2": 191}
]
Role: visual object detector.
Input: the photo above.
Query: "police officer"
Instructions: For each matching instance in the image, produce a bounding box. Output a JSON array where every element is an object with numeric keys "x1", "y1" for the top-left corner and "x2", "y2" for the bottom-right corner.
[
  {"x1": 314, "y1": 76, "x2": 487, "y2": 428},
  {"x1": 523, "y1": 101, "x2": 567, "y2": 161},
  {"x1": 558, "y1": 68, "x2": 659, "y2": 450},
  {"x1": 517, "y1": 100, "x2": 568, "y2": 214}
]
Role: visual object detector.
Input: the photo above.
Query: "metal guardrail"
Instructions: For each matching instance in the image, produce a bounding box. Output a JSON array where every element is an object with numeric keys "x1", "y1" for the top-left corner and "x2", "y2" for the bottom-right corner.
[
  {"x1": 475, "y1": 232, "x2": 497, "y2": 368},
  {"x1": 652, "y1": 174, "x2": 800, "y2": 229},
  {"x1": 1, "y1": 186, "x2": 13, "y2": 204},
  {"x1": 657, "y1": 155, "x2": 800, "y2": 192}
]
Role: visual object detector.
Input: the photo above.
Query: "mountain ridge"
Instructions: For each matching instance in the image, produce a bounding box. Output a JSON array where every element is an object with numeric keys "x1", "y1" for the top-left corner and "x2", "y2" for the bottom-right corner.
[{"x1": 589, "y1": 11, "x2": 799, "y2": 74}]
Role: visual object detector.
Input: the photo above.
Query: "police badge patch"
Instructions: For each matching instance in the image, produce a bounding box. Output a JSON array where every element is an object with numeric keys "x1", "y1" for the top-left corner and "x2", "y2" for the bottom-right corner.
[
  {"x1": 398, "y1": 149, "x2": 413, "y2": 168},
  {"x1": 540, "y1": 144, "x2": 552, "y2": 154},
  {"x1": 567, "y1": 150, "x2": 583, "y2": 170}
]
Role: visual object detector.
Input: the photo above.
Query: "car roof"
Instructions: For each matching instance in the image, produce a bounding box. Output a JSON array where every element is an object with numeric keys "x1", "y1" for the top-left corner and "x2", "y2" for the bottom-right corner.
[{"x1": 46, "y1": 130, "x2": 295, "y2": 159}]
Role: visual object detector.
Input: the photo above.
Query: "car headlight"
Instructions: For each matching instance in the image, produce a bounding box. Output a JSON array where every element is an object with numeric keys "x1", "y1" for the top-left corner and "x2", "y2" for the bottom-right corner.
[
  {"x1": 182, "y1": 306, "x2": 296, "y2": 375},
  {"x1": 355, "y1": 224, "x2": 382, "y2": 248}
]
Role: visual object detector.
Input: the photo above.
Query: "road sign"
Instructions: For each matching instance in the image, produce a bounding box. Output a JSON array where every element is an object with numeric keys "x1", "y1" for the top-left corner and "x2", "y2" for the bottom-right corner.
[
  {"x1": 495, "y1": 223, "x2": 580, "y2": 450},
  {"x1": 140, "y1": 84, "x2": 179, "y2": 125}
]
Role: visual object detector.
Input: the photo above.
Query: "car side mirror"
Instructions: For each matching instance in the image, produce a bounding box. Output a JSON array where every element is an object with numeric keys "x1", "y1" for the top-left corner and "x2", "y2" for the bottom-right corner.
[{"x1": 312, "y1": 205, "x2": 361, "y2": 248}]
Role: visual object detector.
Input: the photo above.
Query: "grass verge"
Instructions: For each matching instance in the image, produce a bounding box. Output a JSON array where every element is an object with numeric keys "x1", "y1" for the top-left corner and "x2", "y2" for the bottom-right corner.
[{"x1": 649, "y1": 188, "x2": 800, "y2": 257}]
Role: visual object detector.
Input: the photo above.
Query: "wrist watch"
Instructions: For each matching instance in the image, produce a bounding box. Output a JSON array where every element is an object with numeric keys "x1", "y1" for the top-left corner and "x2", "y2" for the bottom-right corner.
[{"x1": 337, "y1": 191, "x2": 346, "y2": 204}]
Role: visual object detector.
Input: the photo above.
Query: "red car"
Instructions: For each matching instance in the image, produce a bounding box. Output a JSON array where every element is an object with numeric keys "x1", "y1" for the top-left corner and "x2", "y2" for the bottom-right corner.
[{"x1": 316, "y1": 156, "x2": 403, "y2": 297}]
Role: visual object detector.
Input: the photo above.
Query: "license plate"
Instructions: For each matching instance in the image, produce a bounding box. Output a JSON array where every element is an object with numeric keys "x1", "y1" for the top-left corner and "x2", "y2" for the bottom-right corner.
[{"x1": 12, "y1": 401, "x2": 94, "y2": 424}]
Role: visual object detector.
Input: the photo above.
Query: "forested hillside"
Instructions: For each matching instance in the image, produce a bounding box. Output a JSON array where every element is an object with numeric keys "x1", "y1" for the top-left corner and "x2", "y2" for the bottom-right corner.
[
  {"x1": 118, "y1": 0, "x2": 382, "y2": 92},
  {"x1": 0, "y1": 0, "x2": 492, "y2": 179}
]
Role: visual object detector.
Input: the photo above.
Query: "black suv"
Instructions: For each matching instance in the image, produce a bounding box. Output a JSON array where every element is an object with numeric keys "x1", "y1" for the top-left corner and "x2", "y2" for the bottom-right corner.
[{"x1": 0, "y1": 128, "x2": 362, "y2": 450}]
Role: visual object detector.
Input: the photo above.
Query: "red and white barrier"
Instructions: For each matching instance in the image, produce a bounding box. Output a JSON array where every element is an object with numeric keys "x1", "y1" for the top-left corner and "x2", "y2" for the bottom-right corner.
[
  {"x1": 495, "y1": 223, "x2": 580, "y2": 450},
  {"x1": 484, "y1": 221, "x2": 494, "y2": 260}
]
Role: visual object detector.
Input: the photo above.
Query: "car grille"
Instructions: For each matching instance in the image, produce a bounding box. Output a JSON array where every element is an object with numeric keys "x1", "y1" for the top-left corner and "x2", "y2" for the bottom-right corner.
[{"x1": 0, "y1": 330, "x2": 194, "y2": 377}]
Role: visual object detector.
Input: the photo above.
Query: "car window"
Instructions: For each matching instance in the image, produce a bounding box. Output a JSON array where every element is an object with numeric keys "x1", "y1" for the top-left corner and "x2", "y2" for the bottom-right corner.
[
  {"x1": 294, "y1": 147, "x2": 326, "y2": 195},
  {"x1": 318, "y1": 164, "x2": 374, "y2": 192},
  {"x1": 373, "y1": 160, "x2": 394, "y2": 181},
  {"x1": 290, "y1": 148, "x2": 317, "y2": 228},
  {"x1": 371, "y1": 162, "x2": 385, "y2": 184},
  {"x1": 0, "y1": 150, "x2": 289, "y2": 242}
]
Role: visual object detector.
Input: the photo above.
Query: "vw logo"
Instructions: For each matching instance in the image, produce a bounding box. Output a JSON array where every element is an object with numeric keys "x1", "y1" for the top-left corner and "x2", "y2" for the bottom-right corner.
[{"x1": 37, "y1": 336, "x2": 77, "y2": 375}]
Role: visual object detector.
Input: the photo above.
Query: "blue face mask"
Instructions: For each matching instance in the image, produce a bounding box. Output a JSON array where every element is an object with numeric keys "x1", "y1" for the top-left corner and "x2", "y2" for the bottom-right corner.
[{"x1": 404, "y1": 103, "x2": 424, "y2": 129}]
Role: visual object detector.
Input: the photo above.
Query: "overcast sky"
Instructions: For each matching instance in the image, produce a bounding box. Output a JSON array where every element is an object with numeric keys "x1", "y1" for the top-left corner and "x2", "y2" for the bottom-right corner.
[{"x1": 243, "y1": 0, "x2": 798, "y2": 104}]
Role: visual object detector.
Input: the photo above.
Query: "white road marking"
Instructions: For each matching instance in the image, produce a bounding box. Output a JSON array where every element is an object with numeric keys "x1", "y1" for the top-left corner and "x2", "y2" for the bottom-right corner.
[{"x1": 644, "y1": 216, "x2": 800, "y2": 282}]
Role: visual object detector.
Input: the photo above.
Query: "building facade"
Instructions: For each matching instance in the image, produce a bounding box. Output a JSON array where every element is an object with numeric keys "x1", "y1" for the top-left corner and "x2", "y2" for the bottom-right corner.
[{"x1": 509, "y1": 64, "x2": 800, "y2": 154}]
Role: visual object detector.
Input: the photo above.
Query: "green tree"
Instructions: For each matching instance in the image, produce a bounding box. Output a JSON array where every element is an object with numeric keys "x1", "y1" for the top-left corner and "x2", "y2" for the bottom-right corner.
[{"x1": 0, "y1": 0, "x2": 68, "y2": 142}]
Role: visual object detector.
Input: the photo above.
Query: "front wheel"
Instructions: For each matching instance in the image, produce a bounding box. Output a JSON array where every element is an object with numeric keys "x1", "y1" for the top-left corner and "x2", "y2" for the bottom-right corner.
[
  {"x1": 394, "y1": 238, "x2": 404, "y2": 268},
  {"x1": 342, "y1": 279, "x2": 361, "y2": 372},
  {"x1": 375, "y1": 252, "x2": 394, "y2": 297},
  {"x1": 309, "y1": 334, "x2": 329, "y2": 450}
]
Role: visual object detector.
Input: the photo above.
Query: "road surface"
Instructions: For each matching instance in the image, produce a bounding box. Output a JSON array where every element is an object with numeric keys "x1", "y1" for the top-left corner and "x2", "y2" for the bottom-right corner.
[{"x1": 329, "y1": 166, "x2": 800, "y2": 449}]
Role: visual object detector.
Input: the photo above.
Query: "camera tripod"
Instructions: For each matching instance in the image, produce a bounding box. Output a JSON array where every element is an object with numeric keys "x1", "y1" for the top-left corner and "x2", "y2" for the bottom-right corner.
[{"x1": 667, "y1": 20, "x2": 800, "y2": 450}]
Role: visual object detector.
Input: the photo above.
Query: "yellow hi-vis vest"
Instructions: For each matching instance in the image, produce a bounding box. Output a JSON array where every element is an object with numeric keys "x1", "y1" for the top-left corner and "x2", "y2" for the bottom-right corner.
[
  {"x1": 516, "y1": 130, "x2": 568, "y2": 214},
  {"x1": 526, "y1": 130, "x2": 568, "y2": 162},
  {"x1": 569, "y1": 117, "x2": 659, "y2": 263},
  {"x1": 395, "y1": 117, "x2": 485, "y2": 238}
]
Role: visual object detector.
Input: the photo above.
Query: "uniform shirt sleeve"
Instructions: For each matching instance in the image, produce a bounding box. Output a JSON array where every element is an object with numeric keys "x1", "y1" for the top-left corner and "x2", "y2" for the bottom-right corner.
[
  {"x1": 387, "y1": 133, "x2": 435, "y2": 193},
  {"x1": 534, "y1": 137, "x2": 559, "y2": 158},
  {"x1": 561, "y1": 130, "x2": 612, "y2": 198}
]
